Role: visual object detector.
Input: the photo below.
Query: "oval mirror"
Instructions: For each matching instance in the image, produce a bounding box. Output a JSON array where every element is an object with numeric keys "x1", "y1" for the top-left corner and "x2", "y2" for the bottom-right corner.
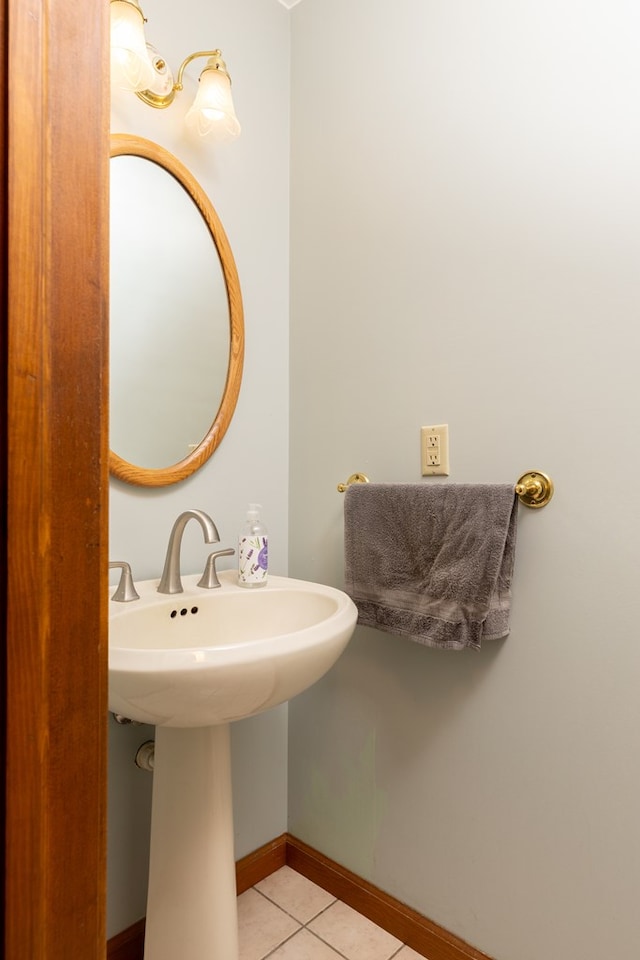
[{"x1": 109, "y1": 134, "x2": 244, "y2": 486}]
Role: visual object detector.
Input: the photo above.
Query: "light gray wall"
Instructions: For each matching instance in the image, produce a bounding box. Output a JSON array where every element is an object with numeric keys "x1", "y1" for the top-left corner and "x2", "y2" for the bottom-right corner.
[
  {"x1": 288, "y1": 3, "x2": 640, "y2": 960},
  {"x1": 107, "y1": 0, "x2": 291, "y2": 937},
  {"x1": 107, "y1": 1, "x2": 640, "y2": 955}
]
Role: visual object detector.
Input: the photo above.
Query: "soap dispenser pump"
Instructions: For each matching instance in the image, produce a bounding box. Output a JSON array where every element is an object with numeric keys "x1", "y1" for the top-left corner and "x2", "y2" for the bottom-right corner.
[{"x1": 238, "y1": 503, "x2": 268, "y2": 588}]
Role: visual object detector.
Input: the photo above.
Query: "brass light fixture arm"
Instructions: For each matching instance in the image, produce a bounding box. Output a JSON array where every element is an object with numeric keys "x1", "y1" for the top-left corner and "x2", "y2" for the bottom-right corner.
[
  {"x1": 174, "y1": 50, "x2": 225, "y2": 91},
  {"x1": 137, "y1": 49, "x2": 226, "y2": 110},
  {"x1": 117, "y1": 0, "x2": 147, "y2": 16}
]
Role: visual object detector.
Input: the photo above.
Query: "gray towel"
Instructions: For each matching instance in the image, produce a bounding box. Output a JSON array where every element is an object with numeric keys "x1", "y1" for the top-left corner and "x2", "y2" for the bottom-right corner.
[{"x1": 344, "y1": 483, "x2": 518, "y2": 651}]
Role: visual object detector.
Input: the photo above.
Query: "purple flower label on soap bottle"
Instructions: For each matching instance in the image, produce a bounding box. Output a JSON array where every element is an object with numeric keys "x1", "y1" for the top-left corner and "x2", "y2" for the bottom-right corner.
[{"x1": 239, "y1": 536, "x2": 268, "y2": 583}]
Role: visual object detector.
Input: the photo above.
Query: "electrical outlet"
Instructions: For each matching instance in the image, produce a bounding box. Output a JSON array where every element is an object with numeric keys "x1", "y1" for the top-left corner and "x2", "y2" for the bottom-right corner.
[{"x1": 421, "y1": 424, "x2": 450, "y2": 476}]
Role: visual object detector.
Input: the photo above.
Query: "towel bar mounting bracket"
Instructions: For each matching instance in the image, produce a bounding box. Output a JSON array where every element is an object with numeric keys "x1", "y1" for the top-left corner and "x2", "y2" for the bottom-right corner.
[
  {"x1": 514, "y1": 471, "x2": 554, "y2": 509},
  {"x1": 337, "y1": 473, "x2": 370, "y2": 493}
]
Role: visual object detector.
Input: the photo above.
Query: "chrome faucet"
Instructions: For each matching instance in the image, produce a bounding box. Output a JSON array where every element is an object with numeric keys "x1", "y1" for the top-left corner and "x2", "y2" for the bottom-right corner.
[{"x1": 157, "y1": 509, "x2": 220, "y2": 595}]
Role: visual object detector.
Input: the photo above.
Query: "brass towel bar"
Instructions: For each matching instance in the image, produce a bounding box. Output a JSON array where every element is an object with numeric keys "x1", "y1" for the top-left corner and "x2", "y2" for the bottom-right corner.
[{"x1": 337, "y1": 470, "x2": 554, "y2": 509}]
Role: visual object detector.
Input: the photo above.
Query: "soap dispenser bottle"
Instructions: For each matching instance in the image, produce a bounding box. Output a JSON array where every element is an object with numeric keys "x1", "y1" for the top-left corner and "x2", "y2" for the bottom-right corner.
[{"x1": 238, "y1": 504, "x2": 268, "y2": 588}]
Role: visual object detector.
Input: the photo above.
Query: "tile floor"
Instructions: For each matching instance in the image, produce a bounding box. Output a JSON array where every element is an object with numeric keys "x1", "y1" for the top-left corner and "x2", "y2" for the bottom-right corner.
[{"x1": 238, "y1": 865, "x2": 425, "y2": 960}]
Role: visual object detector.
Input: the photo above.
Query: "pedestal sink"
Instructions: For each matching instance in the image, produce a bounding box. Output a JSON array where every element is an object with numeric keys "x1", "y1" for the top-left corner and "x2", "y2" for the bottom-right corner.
[{"x1": 109, "y1": 570, "x2": 357, "y2": 960}]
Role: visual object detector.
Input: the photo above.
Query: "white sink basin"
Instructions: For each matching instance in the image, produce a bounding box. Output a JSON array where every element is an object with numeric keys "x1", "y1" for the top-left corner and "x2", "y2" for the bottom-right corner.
[
  {"x1": 109, "y1": 567, "x2": 357, "y2": 960},
  {"x1": 109, "y1": 570, "x2": 357, "y2": 727}
]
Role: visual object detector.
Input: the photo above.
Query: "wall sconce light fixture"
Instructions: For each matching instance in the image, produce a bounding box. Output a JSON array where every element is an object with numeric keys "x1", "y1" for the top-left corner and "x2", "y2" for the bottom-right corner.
[{"x1": 110, "y1": 0, "x2": 241, "y2": 142}]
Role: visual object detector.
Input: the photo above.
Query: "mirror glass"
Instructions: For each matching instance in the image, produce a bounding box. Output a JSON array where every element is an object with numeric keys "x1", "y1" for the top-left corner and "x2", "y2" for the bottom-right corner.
[{"x1": 109, "y1": 134, "x2": 244, "y2": 486}]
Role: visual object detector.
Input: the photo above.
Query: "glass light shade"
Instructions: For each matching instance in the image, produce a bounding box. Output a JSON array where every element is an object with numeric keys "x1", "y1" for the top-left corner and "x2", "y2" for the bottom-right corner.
[
  {"x1": 185, "y1": 67, "x2": 241, "y2": 142},
  {"x1": 110, "y1": 0, "x2": 155, "y2": 92}
]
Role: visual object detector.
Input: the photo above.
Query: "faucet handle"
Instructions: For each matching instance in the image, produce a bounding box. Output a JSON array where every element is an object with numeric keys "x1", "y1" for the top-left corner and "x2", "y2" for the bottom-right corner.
[
  {"x1": 197, "y1": 549, "x2": 235, "y2": 589},
  {"x1": 109, "y1": 561, "x2": 140, "y2": 602}
]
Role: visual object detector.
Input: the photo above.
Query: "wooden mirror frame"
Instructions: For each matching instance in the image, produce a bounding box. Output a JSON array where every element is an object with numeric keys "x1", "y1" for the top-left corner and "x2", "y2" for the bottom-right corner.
[{"x1": 109, "y1": 134, "x2": 244, "y2": 486}]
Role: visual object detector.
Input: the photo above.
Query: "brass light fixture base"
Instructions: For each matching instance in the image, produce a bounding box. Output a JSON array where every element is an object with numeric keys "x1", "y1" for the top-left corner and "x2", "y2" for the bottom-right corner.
[{"x1": 134, "y1": 43, "x2": 176, "y2": 108}]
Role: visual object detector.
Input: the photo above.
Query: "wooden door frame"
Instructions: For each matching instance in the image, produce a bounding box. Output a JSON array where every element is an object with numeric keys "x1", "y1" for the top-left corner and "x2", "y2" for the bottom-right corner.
[{"x1": 3, "y1": 0, "x2": 109, "y2": 957}]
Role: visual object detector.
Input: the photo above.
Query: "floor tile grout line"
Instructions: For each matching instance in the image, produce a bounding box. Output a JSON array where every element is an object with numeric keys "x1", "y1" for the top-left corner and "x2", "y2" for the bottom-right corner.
[
  {"x1": 247, "y1": 885, "x2": 347, "y2": 959},
  {"x1": 250, "y1": 882, "x2": 338, "y2": 927},
  {"x1": 249, "y1": 884, "x2": 302, "y2": 924},
  {"x1": 247, "y1": 876, "x2": 413, "y2": 960},
  {"x1": 302, "y1": 898, "x2": 408, "y2": 959},
  {"x1": 388, "y1": 947, "x2": 408, "y2": 959},
  {"x1": 257, "y1": 926, "x2": 304, "y2": 960},
  {"x1": 259, "y1": 924, "x2": 354, "y2": 960},
  {"x1": 301, "y1": 926, "x2": 354, "y2": 960},
  {"x1": 301, "y1": 895, "x2": 342, "y2": 928},
  {"x1": 250, "y1": 887, "x2": 354, "y2": 960},
  {"x1": 240, "y1": 887, "x2": 300, "y2": 960}
]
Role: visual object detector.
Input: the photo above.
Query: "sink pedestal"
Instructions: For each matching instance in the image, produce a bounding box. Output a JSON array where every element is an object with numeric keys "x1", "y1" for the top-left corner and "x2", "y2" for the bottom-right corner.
[{"x1": 144, "y1": 724, "x2": 238, "y2": 960}]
